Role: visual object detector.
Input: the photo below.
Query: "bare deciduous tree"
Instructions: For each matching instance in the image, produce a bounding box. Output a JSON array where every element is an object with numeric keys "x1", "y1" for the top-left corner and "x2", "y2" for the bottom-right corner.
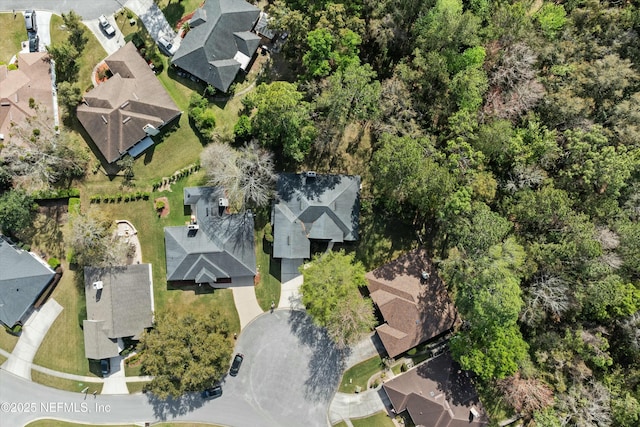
[
  {"x1": 66, "y1": 211, "x2": 128, "y2": 268},
  {"x1": 201, "y1": 141, "x2": 275, "y2": 209},
  {"x1": 497, "y1": 372, "x2": 554, "y2": 417},
  {"x1": 521, "y1": 273, "x2": 571, "y2": 325},
  {"x1": 557, "y1": 381, "x2": 611, "y2": 427}
]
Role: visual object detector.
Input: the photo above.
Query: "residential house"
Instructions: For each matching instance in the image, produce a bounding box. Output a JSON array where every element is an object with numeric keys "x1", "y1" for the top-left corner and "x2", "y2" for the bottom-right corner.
[
  {"x1": 77, "y1": 42, "x2": 181, "y2": 164},
  {"x1": 366, "y1": 248, "x2": 456, "y2": 358},
  {"x1": 272, "y1": 172, "x2": 360, "y2": 282},
  {"x1": 0, "y1": 236, "x2": 57, "y2": 328},
  {"x1": 83, "y1": 264, "x2": 154, "y2": 360},
  {"x1": 383, "y1": 351, "x2": 489, "y2": 427},
  {"x1": 171, "y1": 0, "x2": 262, "y2": 92},
  {"x1": 164, "y1": 187, "x2": 256, "y2": 287},
  {"x1": 0, "y1": 52, "x2": 54, "y2": 140}
]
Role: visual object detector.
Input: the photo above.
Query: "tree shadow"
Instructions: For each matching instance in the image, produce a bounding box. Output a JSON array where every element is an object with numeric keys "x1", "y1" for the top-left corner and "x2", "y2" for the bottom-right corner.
[
  {"x1": 146, "y1": 391, "x2": 202, "y2": 420},
  {"x1": 287, "y1": 310, "x2": 350, "y2": 402}
]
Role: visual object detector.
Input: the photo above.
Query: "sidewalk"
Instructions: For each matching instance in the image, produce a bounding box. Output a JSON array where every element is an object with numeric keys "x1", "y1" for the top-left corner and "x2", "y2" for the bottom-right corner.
[
  {"x1": 4, "y1": 299, "x2": 63, "y2": 380},
  {"x1": 328, "y1": 388, "x2": 390, "y2": 424}
]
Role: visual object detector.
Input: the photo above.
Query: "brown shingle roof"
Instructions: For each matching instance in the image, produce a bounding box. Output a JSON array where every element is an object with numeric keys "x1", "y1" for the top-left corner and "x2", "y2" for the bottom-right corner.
[
  {"x1": 367, "y1": 248, "x2": 456, "y2": 358},
  {"x1": 382, "y1": 352, "x2": 488, "y2": 427},
  {"x1": 0, "y1": 53, "x2": 54, "y2": 138},
  {"x1": 77, "y1": 42, "x2": 181, "y2": 163}
]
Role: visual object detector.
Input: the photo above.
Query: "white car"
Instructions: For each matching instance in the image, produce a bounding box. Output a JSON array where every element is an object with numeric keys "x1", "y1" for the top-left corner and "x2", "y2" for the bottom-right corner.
[
  {"x1": 157, "y1": 35, "x2": 177, "y2": 56},
  {"x1": 98, "y1": 15, "x2": 116, "y2": 37}
]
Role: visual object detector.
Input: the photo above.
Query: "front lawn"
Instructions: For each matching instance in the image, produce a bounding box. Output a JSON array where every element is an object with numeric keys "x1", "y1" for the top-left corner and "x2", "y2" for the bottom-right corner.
[
  {"x1": 351, "y1": 412, "x2": 395, "y2": 427},
  {"x1": 126, "y1": 380, "x2": 149, "y2": 394},
  {"x1": 156, "y1": 0, "x2": 203, "y2": 28},
  {"x1": 31, "y1": 370, "x2": 103, "y2": 394},
  {"x1": 0, "y1": 12, "x2": 27, "y2": 63},
  {"x1": 254, "y1": 221, "x2": 281, "y2": 311},
  {"x1": 33, "y1": 261, "x2": 95, "y2": 376},
  {"x1": 0, "y1": 329, "x2": 19, "y2": 353},
  {"x1": 338, "y1": 355, "x2": 384, "y2": 393},
  {"x1": 113, "y1": 9, "x2": 141, "y2": 39},
  {"x1": 50, "y1": 15, "x2": 107, "y2": 91}
]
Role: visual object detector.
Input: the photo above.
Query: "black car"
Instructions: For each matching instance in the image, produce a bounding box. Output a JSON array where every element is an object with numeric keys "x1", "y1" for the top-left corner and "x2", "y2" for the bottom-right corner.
[
  {"x1": 28, "y1": 32, "x2": 39, "y2": 52},
  {"x1": 201, "y1": 385, "x2": 223, "y2": 399},
  {"x1": 100, "y1": 358, "x2": 110, "y2": 376},
  {"x1": 229, "y1": 353, "x2": 244, "y2": 376}
]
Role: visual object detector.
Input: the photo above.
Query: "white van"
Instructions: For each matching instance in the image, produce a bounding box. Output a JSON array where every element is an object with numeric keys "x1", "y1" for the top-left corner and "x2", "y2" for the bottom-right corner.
[{"x1": 24, "y1": 10, "x2": 37, "y2": 32}]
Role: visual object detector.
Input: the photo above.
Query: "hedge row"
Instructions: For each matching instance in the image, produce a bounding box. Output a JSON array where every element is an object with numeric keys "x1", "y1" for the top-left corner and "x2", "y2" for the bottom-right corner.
[
  {"x1": 151, "y1": 163, "x2": 201, "y2": 190},
  {"x1": 33, "y1": 188, "x2": 81, "y2": 200},
  {"x1": 90, "y1": 192, "x2": 150, "y2": 204}
]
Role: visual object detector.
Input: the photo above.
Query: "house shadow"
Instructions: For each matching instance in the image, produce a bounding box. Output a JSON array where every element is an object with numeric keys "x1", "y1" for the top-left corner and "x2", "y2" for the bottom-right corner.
[
  {"x1": 276, "y1": 173, "x2": 343, "y2": 204},
  {"x1": 66, "y1": 115, "x2": 121, "y2": 178},
  {"x1": 287, "y1": 310, "x2": 350, "y2": 403}
]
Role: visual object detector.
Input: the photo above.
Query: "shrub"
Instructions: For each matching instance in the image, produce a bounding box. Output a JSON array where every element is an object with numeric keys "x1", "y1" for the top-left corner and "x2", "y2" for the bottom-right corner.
[
  {"x1": 6, "y1": 324, "x2": 22, "y2": 336},
  {"x1": 155, "y1": 200, "x2": 165, "y2": 211},
  {"x1": 400, "y1": 363, "x2": 407, "y2": 372},
  {"x1": 370, "y1": 379, "x2": 380, "y2": 389},
  {"x1": 48, "y1": 257, "x2": 61, "y2": 269},
  {"x1": 264, "y1": 222, "x2": 274, "y2": 243},
  {"x1": 7, "y1": 64, "x2": 18, "y2": 71},
  {"x1": 68, "y1": 197, "x2": 81, "y2": 215}
]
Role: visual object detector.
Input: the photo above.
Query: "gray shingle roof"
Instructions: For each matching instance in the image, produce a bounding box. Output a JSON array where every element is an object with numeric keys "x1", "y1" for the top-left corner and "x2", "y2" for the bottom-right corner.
[
  {"x1": 172, "y1": 0, "x2": 260, "y2": 92},
  {"x1": 164, "y1": 187, "x2": 256, "y2": 285},
  {"x1": 272, "y1": 173, "x2": 360, "y2": 259},
  {"x1": 0, "y1": 237, "x2": 55, "y2": 327},
  {"x1": 83, "y1": 264, "x2": 154, "y2": 359}
]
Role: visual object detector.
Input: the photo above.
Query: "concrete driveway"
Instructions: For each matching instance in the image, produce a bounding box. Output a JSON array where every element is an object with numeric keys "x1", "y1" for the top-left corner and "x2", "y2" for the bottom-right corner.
[
  {"x1": 84, "y1": 14, "x2": 125, "y2": 55},
  {"x1": 224, "y1": 310, "x2": 349, "y2": 427},
  {"x1": 34, "y1": 10, "x2": 52, "y2": 50}
]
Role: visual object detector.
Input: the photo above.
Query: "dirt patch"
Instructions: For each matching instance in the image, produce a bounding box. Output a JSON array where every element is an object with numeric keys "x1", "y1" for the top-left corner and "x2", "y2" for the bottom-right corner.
[{"x1": 154, "y1": 196, "x2": 170, "y2": 218}]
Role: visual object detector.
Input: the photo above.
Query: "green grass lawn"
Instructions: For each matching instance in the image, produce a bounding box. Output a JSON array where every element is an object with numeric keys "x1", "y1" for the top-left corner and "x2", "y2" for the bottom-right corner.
[
  {"x1": 33, "y1": 261, "x2": 96, "y2": 376},
  {"x1": 254, "y1": 223, "x2": 281, "y2": 311},
  {"x1": 0, "y1": 329, "x2": 19, "y2": 353},
  {"x1": 50, "y1": 15, "x2": 107, "y2": 91},
  {"x1": 157, "y1": 0, "x2": 203, "y2": 28},
  {"x1": 351, "y1": 412, "x2": 395, "y2": 427},
  {"x1": 124, "y1": 361, "x2": 143, "y2": 377},
  {"x1": 114, "y1": 9, "x2": 141, "y2": 39},
  {"x1": 333, "y1": 422, "x2": 348, "y2": 427},
  {"x1": 31, "y1": 370, "x2": 103, "y2": 394},
  {"x1": 126, "y1": 380, "x2": 149, "y2": 394},
  {"x1": 0, "y1": 12, "x2": 27, "y2": 63},
  {"x1": 338, "y1": 355, "x2": 384, "y2": 393}
]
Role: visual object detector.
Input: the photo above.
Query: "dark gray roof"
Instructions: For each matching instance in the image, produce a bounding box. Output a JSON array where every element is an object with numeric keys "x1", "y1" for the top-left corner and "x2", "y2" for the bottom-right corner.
[
  {"x1": 83, "y1": 264, "x2": 154, "y2": 359},
  {"x1": 383, "y1": 352, "x2": 488, "y2": 427},
  {"x1": 0, "y1": 237, "x2": 55, "y2": 327},
  {"x1": 172, "y1": 0, "x2": 261, "y2": 92},
  {"x1": 272, "y1": 173, "x2": 360, "y2": 259},
  {"x1": 82, "y1": 320, "x2": 120, "y2": 360},
  {"x1": 164, "y1": 186, "x2": 256, "y2": 285}
]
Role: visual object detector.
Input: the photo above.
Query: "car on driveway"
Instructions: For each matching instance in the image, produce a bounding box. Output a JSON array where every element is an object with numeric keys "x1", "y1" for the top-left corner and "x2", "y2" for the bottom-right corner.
[
  {"x1": 24, "y1": 10, "x2": 37, "y2": 33},
  {"x1": 229, "y1": 353, "x2": 244, "y2": 376},
  {"x1": 98, "y1": 15, "x2": 116, "y2": 37},
  {"x1": 201, "y1": 385, "x2": 223, "y2": 399},
  {"x1": 28, "y1": 32, "x2": 39, "y2": 52},
  {"x1": 157, "y1": 35, "x2": 177, "y2": 56},
  {"x1": 100, "y1": 358, "x2": 110, "y2": 376}
]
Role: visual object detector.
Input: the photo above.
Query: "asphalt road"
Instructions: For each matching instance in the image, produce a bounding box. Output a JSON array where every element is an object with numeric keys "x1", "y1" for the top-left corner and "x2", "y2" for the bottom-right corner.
[
  {"x1": 0, "y1": 311, "x2": 348, "y2": 427},
  {"x1": 0, "y1": 0, "x2": 122, "y2": 20}
]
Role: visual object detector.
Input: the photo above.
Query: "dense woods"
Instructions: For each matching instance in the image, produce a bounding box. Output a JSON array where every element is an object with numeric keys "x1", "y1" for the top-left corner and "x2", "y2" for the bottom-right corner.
[{"x1": 261, "y1": 0, "x2": 640, "y2": 424}]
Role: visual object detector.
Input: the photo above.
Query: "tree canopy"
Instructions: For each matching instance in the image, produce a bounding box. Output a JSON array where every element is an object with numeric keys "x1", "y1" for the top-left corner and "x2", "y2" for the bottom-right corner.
[{"x1": 138, "y1": 310, "x2": 233, "y2": 399}]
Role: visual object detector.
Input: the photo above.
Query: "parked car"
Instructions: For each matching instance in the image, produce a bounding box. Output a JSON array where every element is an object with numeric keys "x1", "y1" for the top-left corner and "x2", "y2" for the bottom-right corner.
[
  {"x1": 229, "y1": 353, "x2": 244, "y2": 376},
  {"x1": 201, "y1": 385, "x2": 223, "y2": 399},
  {"x1": 28, "y1": 32, "x2": 39, "y2": 52},
  {"x1": 100, "y1": 358, "x2": 110, "y2": 376},
  {"x1": 157, "y1": 35, "x2": 177, "y2": 56},
  {"x1": 98, "y1": 15, "x2": 116, "y2": 37},
  {"x1": 24, "y1": 10, "x2": 37, "y2": 33}
]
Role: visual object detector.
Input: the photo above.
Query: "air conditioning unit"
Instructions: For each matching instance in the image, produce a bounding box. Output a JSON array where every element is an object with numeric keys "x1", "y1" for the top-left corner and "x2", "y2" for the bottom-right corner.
[
  {"x1": 219, "y1": 198, "x2": 229, "y2": 207},
  {"x1": 305, "y1": 171, "x2": 317, "y2": 178},
  {"x1": 92, "y1": 281, "x2": 104, "y2": 290},
  {"x1": 187, "y1": 224, "x2": 199, "y2": 230}
]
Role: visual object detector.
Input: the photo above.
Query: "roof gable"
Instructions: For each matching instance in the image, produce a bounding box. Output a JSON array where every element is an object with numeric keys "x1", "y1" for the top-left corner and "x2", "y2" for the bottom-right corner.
[
  {"x1": 272, "y1": 173, "x2": 361, "y2": 260},
  {"x1": 171, "y1": 0, "x2": 260, "y2": 91},
  {"x1": 0, "y1": 237, "x2": 55, "y2": 327},
  {"x1": 366, "y1": 249, "x2": 456, "y2": 358},
  {"x1": 164, "y1": 186, "x2": 256, "y2": 284},
  {"x1": 77, "y1": 42, "x2": 181, "y2": 163}
]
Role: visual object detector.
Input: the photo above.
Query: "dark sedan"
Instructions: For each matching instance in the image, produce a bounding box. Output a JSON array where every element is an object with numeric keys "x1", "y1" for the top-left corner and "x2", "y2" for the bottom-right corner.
[
  {"x1": 201, "y1": 385, "x2": 223, "y2": 399},
  {"x1": 229, "y1": 353, "x2": 244, "y2": 377}
]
